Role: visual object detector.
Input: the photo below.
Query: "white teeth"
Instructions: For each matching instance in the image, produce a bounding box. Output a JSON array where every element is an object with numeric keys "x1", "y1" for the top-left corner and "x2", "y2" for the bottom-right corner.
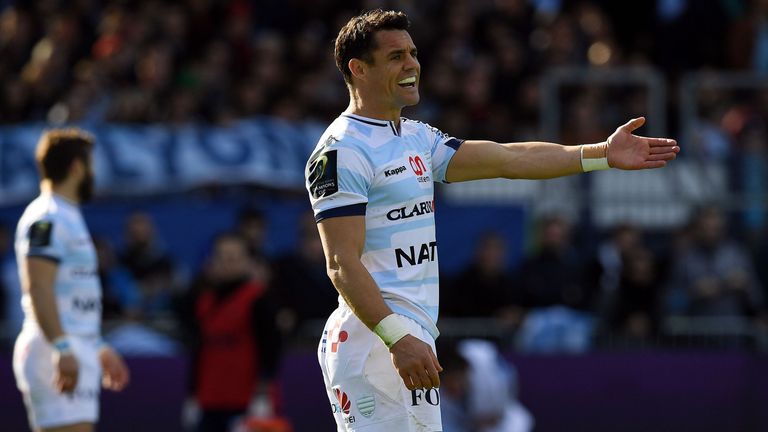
[{"x1": 398, "y1": 76, "x2": 416, "y2": 85}]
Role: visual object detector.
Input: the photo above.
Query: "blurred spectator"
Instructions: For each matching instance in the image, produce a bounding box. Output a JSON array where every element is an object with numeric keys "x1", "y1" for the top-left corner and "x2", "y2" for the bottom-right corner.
[
  {"x1": 95, "y1": 236, "x2": 141, "y2": 321},
  {"x1": 516, "y1": 215, "x2": 593, "y2": 311},
  {"x1": 665, "y1": 206, "x2": 765, "y2": 319},
  {"x1": 0, "y1": 221, "x2": 21, "y2": 347},
  {"x1": 515, "y1": 215, "x2": 596, "y2": 352},
  {"x1": 120, "y1": 211, "x2": 178, "y2": 319},
  {"x1": 180, "y1": 233, "x2": 282, "y2": 432},
  {"x1": 604, "y1": 247, "x2": 662, "y2": 345},
  {"x1": 443, "y1": 338, "x2": 534, "y2": 432},
  {"x1": 588, "y1": 223, "x2": 642, "y2": 297},
  {"x1": 436, "y1": 339, "x2": 471, "y2": 432},
  {"x1": 727, "y1": 0, "x2": 768, "y2": 72},
  {"x1": 587, "y1": 223, "x2": 644, "y2": 331},
  {"x1": 443, "y1": 232, "x2": 523, "y2": 329},
  {"x1": 271, "y1": 211, "x2": 337, "y2": 335},
  {"x1": 236, "y1": 207, "x2": 268, "y2": 260},
  {"x1": 732, "y1": 114, "x2": 768, "y2": 237}
]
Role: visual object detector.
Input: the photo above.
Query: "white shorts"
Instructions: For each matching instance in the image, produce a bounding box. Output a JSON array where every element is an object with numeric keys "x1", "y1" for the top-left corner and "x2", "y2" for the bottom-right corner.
[
  {"x1": 318, "y1": 305, "x2": 442, "y2": 432},
  {"x1": 13, "y1": 328, "x2": 101, "y2": 430}
]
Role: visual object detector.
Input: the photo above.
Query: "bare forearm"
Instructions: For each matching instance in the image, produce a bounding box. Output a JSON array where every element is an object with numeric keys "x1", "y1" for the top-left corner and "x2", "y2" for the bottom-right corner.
[
  {"x1": 498, "y1": 142, "x2": 583, "y2": 179},
  {"x1": 328, "y1": 257, "x2": 393, "y2": 330},
  {"x1": 446, "y1": 140, "x2": 585, "y2": 182},
  {"x1": 28, "y1": 283, "x2": 65, "y2": 342}
]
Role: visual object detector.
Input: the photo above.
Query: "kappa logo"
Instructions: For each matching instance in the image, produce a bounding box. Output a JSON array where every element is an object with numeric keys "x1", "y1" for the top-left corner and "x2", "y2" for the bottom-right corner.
[{"x1": 385, "y1": 165, "x2": 407, "y2": 177}]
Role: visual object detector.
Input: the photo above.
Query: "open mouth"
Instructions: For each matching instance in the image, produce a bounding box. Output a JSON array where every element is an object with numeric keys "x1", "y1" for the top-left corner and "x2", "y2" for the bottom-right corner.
[{"x1": 397, "y1": 76, "x2": 417, "y2": 88}]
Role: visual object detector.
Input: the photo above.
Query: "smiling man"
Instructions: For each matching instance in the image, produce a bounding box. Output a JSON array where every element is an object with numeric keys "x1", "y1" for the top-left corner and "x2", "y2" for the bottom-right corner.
[{"x1": 307, "y1": 9, "x2": 679, "y2": 431}]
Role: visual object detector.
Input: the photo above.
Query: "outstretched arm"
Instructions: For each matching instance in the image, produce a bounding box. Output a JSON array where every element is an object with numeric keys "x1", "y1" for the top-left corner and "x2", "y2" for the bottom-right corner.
[{"x1": 446, "y1": 117, "x2": 679, "y2": 182}]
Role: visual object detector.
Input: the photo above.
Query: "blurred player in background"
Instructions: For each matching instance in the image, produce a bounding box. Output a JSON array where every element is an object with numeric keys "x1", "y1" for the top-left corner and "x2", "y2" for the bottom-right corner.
[
  {"x1": 307, "y1": 9, "x2": 679, "y2": 431},
  {"x1": 13, "y1": 129, "x2": 129, "y2": 432}
]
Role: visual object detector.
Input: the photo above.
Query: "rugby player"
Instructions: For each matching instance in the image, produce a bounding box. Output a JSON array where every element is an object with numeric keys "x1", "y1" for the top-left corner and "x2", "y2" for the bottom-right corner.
[
  {"x1": 13, "y1": 129, "x2": 129, "y2": 432},
  {"x1": 307, "y1": 9, "x2": 678, "y2": 431}
]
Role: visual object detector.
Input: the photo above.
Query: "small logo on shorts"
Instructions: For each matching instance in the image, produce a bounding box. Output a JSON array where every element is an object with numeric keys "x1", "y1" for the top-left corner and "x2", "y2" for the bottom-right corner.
[
  {"x1": 333, "y1": 388, "x2": 351, "y2": 415},
  {"x1": 356, "y1": 394, "x2": 375, "y2": 418}
]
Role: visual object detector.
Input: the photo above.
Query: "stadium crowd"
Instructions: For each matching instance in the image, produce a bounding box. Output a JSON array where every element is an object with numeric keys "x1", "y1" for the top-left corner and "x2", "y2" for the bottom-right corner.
[
  {"x1": 1, "y1": 0, "x2": 768, "y2": 427},
  {"x1": 0, "y1": 0, "x2": 766, "y2": 343},
  {"x1": 0, "y1": 0, "x2": 768, "y2": 428}
]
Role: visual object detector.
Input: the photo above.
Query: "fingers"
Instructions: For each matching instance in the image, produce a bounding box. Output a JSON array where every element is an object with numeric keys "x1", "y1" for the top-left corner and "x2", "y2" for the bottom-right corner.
[
  {"x1": 103, "y1": 362, "x2": 130, "y2": 391},
  {"x1": 649, "y1": 145, "x2": 678, "y2": 155},
  {"x1": 644, "y1": 136, "x2": 677, "y2": 147},
  {"x1": 429, "y1": 350, "x2": 442, "y2": 388},
  {"x1": 55, "y1": 370, "x2": 78, "y2": 393},
  {"x1": 621, "y1": 117, "x2": 646, "y2": 133},
  {"x1": 646, "y1": 152, "x2": 677, "y2": 162},
  {"x1": 399, "y1": 371, "x2": 418, "y2": 391},
  {"x1": 415, "y1": 369, "x2": 433, "y2": 390}
]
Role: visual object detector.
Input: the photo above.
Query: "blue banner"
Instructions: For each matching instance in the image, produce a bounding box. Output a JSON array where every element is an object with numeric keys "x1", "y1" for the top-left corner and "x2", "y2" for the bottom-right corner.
[{"x1": 0, "y1": 119, "x2": 325, "y2": 204}]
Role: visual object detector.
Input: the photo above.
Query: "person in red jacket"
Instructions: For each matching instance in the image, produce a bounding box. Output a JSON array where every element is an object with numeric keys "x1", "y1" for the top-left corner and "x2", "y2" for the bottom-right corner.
[{"x1": 180, "y1": 233, "x2": 282, "y2": 432}]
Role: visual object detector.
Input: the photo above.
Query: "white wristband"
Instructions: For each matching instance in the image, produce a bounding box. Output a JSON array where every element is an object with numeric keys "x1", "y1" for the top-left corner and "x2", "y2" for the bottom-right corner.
[
  {"x1": 373, "y1": 314, "x2": 411, "y2": 349},
  {"x1": 52, "y1": 335, "x2": 73, "y2": 355},
  {"x1": 580, "y1": 142, "x2": 610, "y2": 172}
]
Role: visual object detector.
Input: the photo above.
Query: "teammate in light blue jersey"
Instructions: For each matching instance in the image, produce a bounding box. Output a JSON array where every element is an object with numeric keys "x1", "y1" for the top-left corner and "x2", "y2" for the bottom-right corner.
[
  {"x1": 13, "y1": 129, "x2": 129, "y2": 432},
  {"x1": 308, "y1": 9, "x2": 679, "y2": 431}
]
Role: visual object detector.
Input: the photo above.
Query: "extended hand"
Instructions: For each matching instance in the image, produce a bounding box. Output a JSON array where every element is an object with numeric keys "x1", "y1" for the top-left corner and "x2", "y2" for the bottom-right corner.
[
  {"x1": 99, "y1": 345, "x2": 130, "y2": 391},
  {"x1": 389, "y1": 335, "x2": 443, "y2": 390},
  {"x1": 607, "y1": 117, "x2": 679, "y2": 170},
  {"x1": 54, "y1": 352, "x2": 79, "y2": 393}
]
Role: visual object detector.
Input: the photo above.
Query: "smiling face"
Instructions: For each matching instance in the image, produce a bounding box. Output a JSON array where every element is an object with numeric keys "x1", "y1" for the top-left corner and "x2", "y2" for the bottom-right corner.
[{"x1": 351, "y1": 29, "x2": 420, "y2": 113}]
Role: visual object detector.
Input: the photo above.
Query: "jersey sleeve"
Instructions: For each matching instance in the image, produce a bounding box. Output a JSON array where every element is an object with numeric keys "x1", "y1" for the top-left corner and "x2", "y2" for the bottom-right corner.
[
  {"x1": 426, "y1": 123, "x2": 464, "y2": 183},
  {"x1": 26, "y1": 219, "x2": 66, "y2": 262},
  {"x1": 306, "y1": 144, "x2": 374, "y2": 222}
]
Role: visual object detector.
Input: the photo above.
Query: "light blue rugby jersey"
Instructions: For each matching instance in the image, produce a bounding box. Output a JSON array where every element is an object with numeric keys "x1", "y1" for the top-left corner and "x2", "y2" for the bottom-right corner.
[
  {"x1": 15, "y1": 193, "x2": 101, "y2": 336},
  {"x1": 306, "y1": 113, "x2": 463, "y2": 339}
]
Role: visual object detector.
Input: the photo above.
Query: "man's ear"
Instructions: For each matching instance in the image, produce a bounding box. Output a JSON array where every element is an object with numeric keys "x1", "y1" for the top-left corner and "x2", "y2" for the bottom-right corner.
[{"x1": 348, "y1": 58, "x2": 367, "y2": 82}]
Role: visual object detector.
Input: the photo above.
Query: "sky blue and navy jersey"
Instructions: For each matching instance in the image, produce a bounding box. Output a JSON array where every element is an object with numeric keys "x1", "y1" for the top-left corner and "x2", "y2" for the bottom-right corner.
[
  {"x1": 15, "y1": 193, "x2": 101, "y2": 336},
  {"x1": 306, "y1": 113, "x2": 463, "y2": 338}
]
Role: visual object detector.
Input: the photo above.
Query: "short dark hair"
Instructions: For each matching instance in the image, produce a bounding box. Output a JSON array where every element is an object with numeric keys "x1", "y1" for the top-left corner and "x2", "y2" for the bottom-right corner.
[
  {"x1": 334, "y1": 9, "x2": 410, "y2": 86},
  {"x1": 35, "y1": 128, "x2": 94, "y2": 183}
]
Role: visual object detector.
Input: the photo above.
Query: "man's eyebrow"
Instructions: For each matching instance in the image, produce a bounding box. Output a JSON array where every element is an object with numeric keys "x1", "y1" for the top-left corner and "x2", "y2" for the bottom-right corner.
[{"x1": 386, "y1": 48, "x2": 416, "y2": 56}]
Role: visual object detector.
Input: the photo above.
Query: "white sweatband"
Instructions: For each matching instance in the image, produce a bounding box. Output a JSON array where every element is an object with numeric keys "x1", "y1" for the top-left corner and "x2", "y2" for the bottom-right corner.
[
  {"x1": 580, "y1": 142, "x2": 610, "y2": 172},
  {"x1": 52, "y1": 335, "x2": 73, "y2": 355},
  {"x1": 373, "y1": 314, "x2": 411, "y2": 349}
]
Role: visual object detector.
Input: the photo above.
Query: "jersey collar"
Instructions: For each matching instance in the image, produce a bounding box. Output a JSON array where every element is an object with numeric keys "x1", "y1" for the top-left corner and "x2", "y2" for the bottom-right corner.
[{"x1": 341, "y1": 113, "x2": 401, "y2": 136}]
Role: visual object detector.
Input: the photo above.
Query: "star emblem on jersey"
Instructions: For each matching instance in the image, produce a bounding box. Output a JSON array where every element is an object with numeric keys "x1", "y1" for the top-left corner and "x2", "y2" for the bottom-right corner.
[{"x1": 356, "y1": 394, "x2": 375, "y2": 418}]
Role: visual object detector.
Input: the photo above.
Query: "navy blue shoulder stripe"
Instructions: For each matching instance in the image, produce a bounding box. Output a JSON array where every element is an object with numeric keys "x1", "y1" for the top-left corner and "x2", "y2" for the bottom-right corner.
[
  {"x1": 26, "y1": 253, "x2": 61, "y2": 263},
  {"x1": 315, "y1": 203, "x2": 367, "y2": 222},
  {"x1": 445, "y1": 138, "x2": 464, "y2": 150}
]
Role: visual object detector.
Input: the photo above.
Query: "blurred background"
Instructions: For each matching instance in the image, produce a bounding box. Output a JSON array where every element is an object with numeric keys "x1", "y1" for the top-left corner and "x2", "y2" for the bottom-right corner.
[{"x1": 1, "y1": 0, "x2": 767, "y2": 431}]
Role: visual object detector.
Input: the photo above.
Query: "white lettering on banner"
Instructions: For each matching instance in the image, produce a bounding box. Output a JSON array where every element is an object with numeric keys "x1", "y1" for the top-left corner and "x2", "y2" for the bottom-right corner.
[{"x1": 0, "y1": 121, "x2": 325, "y2": 203}]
